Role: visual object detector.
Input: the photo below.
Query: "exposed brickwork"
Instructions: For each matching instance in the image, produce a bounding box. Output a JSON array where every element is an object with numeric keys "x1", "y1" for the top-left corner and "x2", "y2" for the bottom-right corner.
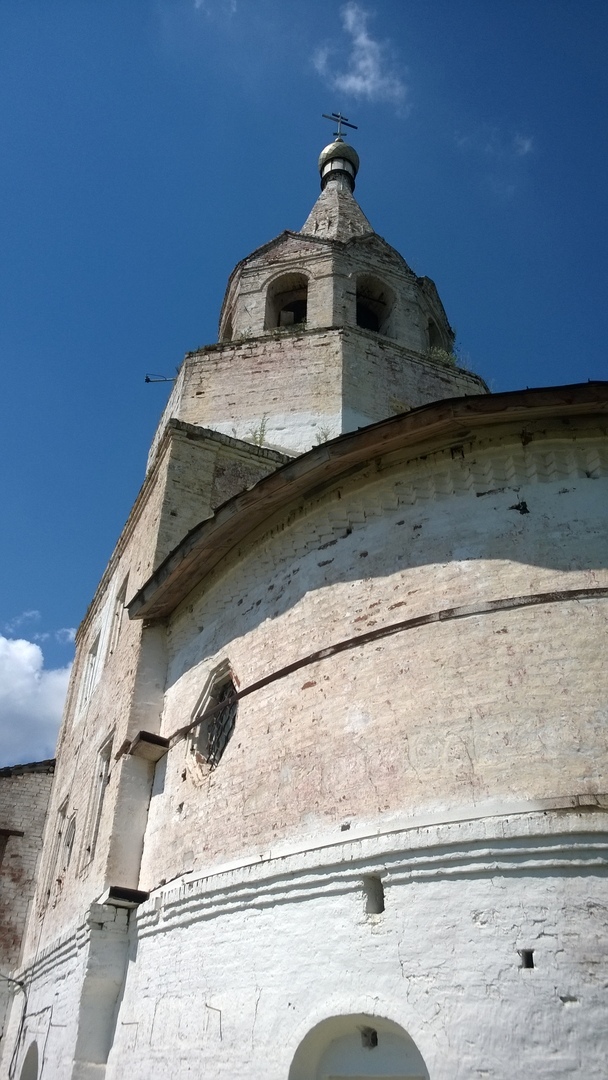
[
  {"x1": 135, "y1": 418, "x2": 608, "y2": 887},
  {"x1": 26, "y1": 423, "x2": 285, "y2": 949},
  {"x1": 148, "y1": 206, "x2": 487, "y2": 461},
  {"x1": 0, "y1": 762, "x2": 54, "y2": 1043},
  {"x1": 150, "y1": 328, "x2": 485, "y2": 459}
]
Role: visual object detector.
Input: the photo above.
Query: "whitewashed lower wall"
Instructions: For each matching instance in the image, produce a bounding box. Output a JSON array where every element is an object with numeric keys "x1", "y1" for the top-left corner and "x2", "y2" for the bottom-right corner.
[
  {"x1": 0, "y1": 904, "x2": 130, "y2": 1080},
  {"x1": 4, "y1": 807, "x2": 606, "y2": 1079},
  {"x1": 0, "y1": 926, "x2": 84, "y2": 1080},
  {"x1": 101, "y1": 807, "x2": 607, "y2": 1080}
]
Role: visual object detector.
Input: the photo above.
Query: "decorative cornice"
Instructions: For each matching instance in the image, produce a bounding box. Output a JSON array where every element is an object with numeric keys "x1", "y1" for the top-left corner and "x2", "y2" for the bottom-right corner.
[
  {"x1": 12, "y1": 802, "x2": 608, "y2": 980},
  {"x1": 133, "y1": 805, "x2": 608, "y2": 938}
]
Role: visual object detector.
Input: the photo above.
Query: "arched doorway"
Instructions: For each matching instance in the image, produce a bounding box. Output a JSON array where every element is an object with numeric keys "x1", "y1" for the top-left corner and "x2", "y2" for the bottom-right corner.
[
  {"x1": 19, "y1": 1041, "x2": 38, "y2": 1080},
  {"x1": 289, "y1": 1014, "x2": 429, "y2": 1079}
]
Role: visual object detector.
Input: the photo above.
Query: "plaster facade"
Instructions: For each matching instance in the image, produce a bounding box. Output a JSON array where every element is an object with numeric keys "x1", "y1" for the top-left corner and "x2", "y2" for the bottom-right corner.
[{"x1": 1, "y1": 139, "x2": 606, "y2": 1080}]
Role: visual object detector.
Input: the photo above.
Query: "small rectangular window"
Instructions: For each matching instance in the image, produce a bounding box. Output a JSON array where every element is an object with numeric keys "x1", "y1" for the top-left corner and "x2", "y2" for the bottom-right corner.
[
  {"x1": 108, "y1": 575, "x2": 128, "y2": 656},
  {"x1": 40, "y1": 798, "x2": 68, "y2": 908},
  {"x1": 80, "y1": 736, "x2": 113, "y2": 870},
  {"x1": 76, "y1": 631, "x2": 101, "y2": 715},
  {"x1": 0, "y1": 834, "x2": 8, "y2": 871},
  {"x1": 363, "y1": 875, "x2": 385, "y2": 914}
]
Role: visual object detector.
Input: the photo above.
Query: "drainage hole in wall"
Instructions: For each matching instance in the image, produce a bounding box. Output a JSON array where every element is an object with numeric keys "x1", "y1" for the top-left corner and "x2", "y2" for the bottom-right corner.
[
  {"x1": 519, "y1": 949, "x2": 534, "y2": 969},
  {"x1": 360, "y1": 1026, "x2": 378, "y2": 1049}
]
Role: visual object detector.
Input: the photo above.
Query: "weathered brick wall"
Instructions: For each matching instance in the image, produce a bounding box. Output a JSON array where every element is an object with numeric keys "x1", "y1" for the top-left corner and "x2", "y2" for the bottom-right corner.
[
  {"x1": 159, "y1": 330, "x2": 485, "y2": 457},
  {"x1": 340, "y1": 325, "x2": 485, "y2": 424},
  {"x1": 25, "y1": 424, "x2": 285, "y2": 953},
  {"x1": 139, "y1": 418, "x2": 608, "y2": 890},
  {"x1": 147, "y1": 225, "x2": 485, "y2": 461},
  {"x1": 173, "y1": 332, "x2": 345, "y2": 451},
  {"x1": 0, "y1": 762, "x2": 54, "y2": 1043}
]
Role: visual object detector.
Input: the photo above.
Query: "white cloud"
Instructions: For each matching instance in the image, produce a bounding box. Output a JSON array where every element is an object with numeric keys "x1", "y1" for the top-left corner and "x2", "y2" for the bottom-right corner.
[
  {"x1": 4, "y1": 609, "x2": 41, "y2": 635},
  {"x1": 55, "y1": 627, "x2": 76, "y2": 644},
  {"x1": 194, "y1": 0, "x2": 237, "y2": 13},
  {"x1": 314, "y1": 2, "x2": 407, "y2": 110},
  {"x1": 513, "y1": 133, "x2": 533, "y2": 157},
  {"x1": 454, "y1": 124, "x2": 534, "y2": 198},
  {"x1": 455, "y1": 124, "x2": 534, "y2": 162},
  {"x1": 0, "y1": 635, "x2": 71, "y2": 767}
]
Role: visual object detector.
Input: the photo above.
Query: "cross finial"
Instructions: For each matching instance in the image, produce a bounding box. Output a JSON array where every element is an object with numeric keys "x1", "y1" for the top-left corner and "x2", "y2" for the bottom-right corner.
[{"x1": 322, "y1": 111, "x2": 358, "y2": 139}]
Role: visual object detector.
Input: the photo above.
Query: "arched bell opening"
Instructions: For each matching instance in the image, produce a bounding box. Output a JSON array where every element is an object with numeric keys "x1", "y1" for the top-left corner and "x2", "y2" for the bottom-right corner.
[
  {"x1": 356, "y1": 275, "x2": 395, "y2": 337},
  {"x1": 265, "y1": 272, "x2": 309, "y2": 330},
  {"x1": 19, "y1": 1042, "x2": 39, "y2": 1080},
  {"x1": 289, "y1": 1013, "x2": 430, "y2": 1080},
  {"x1": 427, "y1": 319, "x2": 442, "y2": 349},
  {"x1": 221, "y1": 313, "x2": 234, "y2": 342}
]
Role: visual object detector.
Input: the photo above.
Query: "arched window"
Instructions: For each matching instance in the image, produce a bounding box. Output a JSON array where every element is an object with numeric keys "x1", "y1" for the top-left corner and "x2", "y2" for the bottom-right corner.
[
  {"x1": 221, "y1": 315, "x2": 233, "y2": 342},
  {"x1": 356, "y1": 275, "x2": 395, "y2": 336},
  {"x1": 265, "y1": 272, "x2": 308, "y2": 330},
  {"x1": 428, "y1": 318, "x2": 442, "y2": 349}
]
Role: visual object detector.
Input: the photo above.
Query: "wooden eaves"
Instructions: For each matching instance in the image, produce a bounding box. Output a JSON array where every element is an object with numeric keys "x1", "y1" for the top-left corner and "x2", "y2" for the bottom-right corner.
[{"x1": 128, "y1": 381, "x2": 608, "y2": 624}]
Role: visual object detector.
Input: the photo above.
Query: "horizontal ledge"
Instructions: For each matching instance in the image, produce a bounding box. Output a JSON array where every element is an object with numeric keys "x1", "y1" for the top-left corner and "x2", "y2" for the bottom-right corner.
[
  {"x1": 167, "y1": 587, "x2": 608, "y2": 748},
  {"x1": 129, "y1": 731, "x2": 170, "y2": 763},
  {"x1": 98, "y1": 886, "x2": 151, "y2": 909}
]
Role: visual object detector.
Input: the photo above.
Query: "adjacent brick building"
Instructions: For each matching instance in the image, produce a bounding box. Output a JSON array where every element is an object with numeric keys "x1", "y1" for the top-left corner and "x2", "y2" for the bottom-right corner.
[{"x1": 0, "y1": 761, "x2": 54, "y2": 1052}]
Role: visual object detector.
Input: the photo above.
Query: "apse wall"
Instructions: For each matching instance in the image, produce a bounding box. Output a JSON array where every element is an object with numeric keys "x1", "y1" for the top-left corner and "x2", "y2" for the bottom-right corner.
[{"x1": 138, "y1": 415, "x2": 608, "y2": 890}]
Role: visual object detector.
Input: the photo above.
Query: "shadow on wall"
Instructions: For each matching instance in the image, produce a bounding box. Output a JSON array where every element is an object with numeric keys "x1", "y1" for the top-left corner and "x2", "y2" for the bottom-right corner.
[
  {"x1": 289, "y1": 1013, "x2": 429, "y2": 1079},
  {"x1": 163, "y1": 471, "x2": 608, "y2": 692},
  {"x1": 18, "y1": 1042, "x2": 38, "y2": 1080}
]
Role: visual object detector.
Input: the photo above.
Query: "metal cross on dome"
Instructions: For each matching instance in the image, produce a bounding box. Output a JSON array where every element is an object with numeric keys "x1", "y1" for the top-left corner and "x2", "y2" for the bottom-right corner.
[{"x1": 322, "y1": 111, "x2": 358, "y2": 138}]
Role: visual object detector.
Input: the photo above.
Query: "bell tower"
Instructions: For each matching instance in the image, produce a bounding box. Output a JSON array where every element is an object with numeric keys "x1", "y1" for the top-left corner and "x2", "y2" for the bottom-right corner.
[{"x1": 149, "y1": 130, "x2": 487, "y2": 462}]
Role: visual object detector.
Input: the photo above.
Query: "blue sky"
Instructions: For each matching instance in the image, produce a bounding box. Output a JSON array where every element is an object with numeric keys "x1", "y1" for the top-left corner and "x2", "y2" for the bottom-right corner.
[{"x1": 1, "y1": 0, "x2": 607, "y2": 765}]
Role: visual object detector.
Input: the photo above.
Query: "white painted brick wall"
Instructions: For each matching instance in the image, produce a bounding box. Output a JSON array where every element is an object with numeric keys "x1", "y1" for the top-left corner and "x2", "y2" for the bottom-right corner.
[{"x1": 104, "y1": 814, "x2": 607, "y2": 1080}]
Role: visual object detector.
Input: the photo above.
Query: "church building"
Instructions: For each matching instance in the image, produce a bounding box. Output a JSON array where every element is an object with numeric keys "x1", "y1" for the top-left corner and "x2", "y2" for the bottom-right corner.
[{"x1": 1, "y1": 126, "x2": 607, "y2": 1080}]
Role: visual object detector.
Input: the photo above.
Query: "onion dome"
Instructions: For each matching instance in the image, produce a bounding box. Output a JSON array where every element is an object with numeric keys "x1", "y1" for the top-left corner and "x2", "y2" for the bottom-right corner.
[{"x1": 318, "y1": 136, "x2": 360, "y2": 191}]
